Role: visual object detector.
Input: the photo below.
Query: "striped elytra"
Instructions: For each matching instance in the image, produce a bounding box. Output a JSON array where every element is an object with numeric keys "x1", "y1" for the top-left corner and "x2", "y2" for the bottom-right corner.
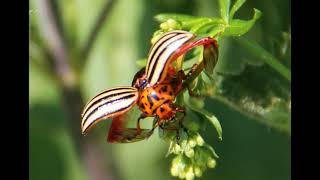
[
  {"x1": 81, "y1": 87, "x2": 139, "y2": 134},
  {"x1": 145, "y1": 30, "x2": 195, "y2": 86}
]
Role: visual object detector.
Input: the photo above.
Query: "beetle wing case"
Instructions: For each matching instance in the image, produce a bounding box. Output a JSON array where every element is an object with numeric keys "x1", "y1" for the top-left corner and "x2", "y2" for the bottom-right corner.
[{"x1": 81, "y1": 87, "x2": 139, "y2": 134}]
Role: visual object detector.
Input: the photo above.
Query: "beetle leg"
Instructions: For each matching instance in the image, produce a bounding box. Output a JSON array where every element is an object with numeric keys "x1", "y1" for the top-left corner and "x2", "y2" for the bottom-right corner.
[
  {"x1": 136, "y1": 113, "x2": 147, "y2": 135},
  {"x1": 146, "y1": 116, "x2": 160, "y2": 137},
  {"x1": 175, "y1": 65, "x2": 203, "y2": 98}
]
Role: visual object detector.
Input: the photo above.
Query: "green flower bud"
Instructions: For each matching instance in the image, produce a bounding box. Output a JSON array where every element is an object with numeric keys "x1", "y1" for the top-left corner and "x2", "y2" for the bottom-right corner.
[
  {"x1": 151, "y1": 30, "x2": 164, "y2": 44},
  {"x1": 167, "y1": 19, "x2": 177, "y2": 28},
  {"x1": 194, "y1": 166, "x2": 203, "y2": 177},
  {"x1": 171, "y1": 165, "x2": 179, "y2": 177},
  {"x1": 186, "y1": 172, "x2": 194, "y2": 180},
  {"x1": 207, "y1": 158, "x2": 216, "y2": 168},
  {"x1": 178, "y1": 171, "x2": 186, "y2": 179},
  {"x1": 196, "y1": 135, "x2": 204, "y2": 146},
  {"x1": 172, "y1": 154, "x2": 183, "y2": 165},
  {"x1": 180, "y1": 139, "x2": 188, "y2": 148},
  {"x1": 160, "y1": 22, "x2": 169, "y2": 30},
  {"x1": 188, "y1": 139, "x2": 197, "y2": 148},
  {"x1": 173, "y1": 143, "x2": 182, "y2": 154},
  {"x1": 185, "y1": 148, "x2": 194, "y2": 158}
]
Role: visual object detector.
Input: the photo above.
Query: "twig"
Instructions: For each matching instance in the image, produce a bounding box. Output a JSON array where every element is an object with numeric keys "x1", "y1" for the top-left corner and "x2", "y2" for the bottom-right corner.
[
  {"x1": 81, "y1": 0, "x2": 116, "y2": 64},
  {"x1": 37, "y1": 0, "x2": 117, "y2": 179}
]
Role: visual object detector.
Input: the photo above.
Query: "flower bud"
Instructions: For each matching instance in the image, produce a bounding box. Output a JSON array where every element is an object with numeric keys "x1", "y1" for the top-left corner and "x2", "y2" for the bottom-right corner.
[
  {"x1": 178, "y1": 171, "x2": 186, "y2": 179},
  {"x1": 207, "y1": 158, "x2": 216, "y2": 168},
  {"x1": 160, "y1": 22, "x2": 169, "y2": 30},
  {"x1": 167, "y1": 19, "x2": 177, "y2": 28},
  {"x1": 185, "y1": 147, "x2": 194, "y2": 158},
  {"x1": 172, "y1": 143, "x2": 182, "y2": 154},
  {"x1": 194, "y1": 166, "x2": 203, "y2": 177},
  {"x1": 188, "y1": 139, "x2": 197, "y2": 148},
  {"x1": 172, "y1": 154, "x2": 182, "y2": 165},
  {"x1": 186, "y1": 171, "x2": 194, "y2": 180},
  {"x1": 171, "y1": 165, "x2": 179, "y2": 177},
  {"x1": 196, "y1": 135, "x2": 204, "y2": 146}
]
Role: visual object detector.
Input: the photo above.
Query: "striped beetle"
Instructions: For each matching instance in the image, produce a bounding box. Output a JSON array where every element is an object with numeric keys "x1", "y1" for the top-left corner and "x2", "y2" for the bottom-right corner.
[{"x1": 81, "y1": 30, "x2": 219, "y2": 143}]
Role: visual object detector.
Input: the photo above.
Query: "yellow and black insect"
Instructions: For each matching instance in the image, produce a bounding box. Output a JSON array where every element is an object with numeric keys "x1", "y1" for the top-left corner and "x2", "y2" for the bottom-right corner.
[{"x1": 81, "y1": 30, "x2": 219, "y2": 143}]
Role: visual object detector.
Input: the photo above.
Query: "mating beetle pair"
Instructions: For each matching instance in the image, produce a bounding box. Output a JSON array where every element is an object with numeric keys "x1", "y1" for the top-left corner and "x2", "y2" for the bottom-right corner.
[{"x1": 81, "y1": 30, "x2": 219, "y2": 143}]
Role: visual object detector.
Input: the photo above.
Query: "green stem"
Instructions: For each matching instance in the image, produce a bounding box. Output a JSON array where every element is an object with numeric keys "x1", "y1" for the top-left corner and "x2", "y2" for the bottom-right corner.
[{"x1": 235, "y1": 37, "x2": 291, "y2": 82}]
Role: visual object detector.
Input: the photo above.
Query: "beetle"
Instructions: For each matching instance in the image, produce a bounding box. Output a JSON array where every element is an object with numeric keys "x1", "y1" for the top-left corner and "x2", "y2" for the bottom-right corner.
[{"x1": 81, "y1": 30, "x2": 219, "y2": 143}]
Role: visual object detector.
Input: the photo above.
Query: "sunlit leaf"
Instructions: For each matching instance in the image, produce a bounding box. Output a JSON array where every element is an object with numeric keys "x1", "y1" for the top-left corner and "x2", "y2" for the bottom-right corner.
[
  {"x1": 222, "y1": 9, "x2": 262, "y2": 37},
  {"x1": 218, "y1": 0, "x2": 231, "y2": 23},
  {"x1": 229, "y1": 0, "x2": 246, "y2": 19},
  {"x1": 186, "y1": 104, "x2": 223, "y2": 140}
]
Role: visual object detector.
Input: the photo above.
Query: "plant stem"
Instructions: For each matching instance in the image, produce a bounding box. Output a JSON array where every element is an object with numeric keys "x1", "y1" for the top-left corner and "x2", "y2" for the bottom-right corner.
[
  {"x1": 235, "y1": 36, "x2": 291, "y2": 82},
  {"x1": 37, "y1": 1, "x2": 118, "y2": 180}
]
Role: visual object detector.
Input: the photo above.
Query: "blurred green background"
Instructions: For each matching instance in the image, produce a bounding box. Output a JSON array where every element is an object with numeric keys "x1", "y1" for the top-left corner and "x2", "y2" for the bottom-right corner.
[{"x1": 29, "y1": 0, "x2": 290, "y2": 180}]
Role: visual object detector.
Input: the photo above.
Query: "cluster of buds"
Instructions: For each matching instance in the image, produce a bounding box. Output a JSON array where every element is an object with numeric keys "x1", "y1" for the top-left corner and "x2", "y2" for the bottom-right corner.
[
  {"x1": 167, "y1": 131, "x2": 218, "y2": 180},
  {"x1": 151, "y1": 19, "x2": 182, "y2": 44}
]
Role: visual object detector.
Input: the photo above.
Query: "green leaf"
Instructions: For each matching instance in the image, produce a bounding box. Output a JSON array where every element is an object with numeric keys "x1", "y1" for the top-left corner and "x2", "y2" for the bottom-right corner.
[
  {"x1": 155, "y1": 13, "x2": 224, "y2": 30},
  {"x1": 187, "y1": 104, "x2": 223, "y2": 141},
  {"x1": 184, "y1": 17, "x2": 224, "y2": 29},
  {"x1": 218, "y1": 0, "x2": 231, "y2": 23},
  {"x1": 235, "y1": 37, "x2": 291, "y2": 81},
  {"x1": 222, "y1": 8, "x2": 262, "y2": 37},
  {"x1": 210, "y1": 63, "x2": 291, "y2": 135},
  {"x1": 208, "y1": 24, "x2": 225, "y2": 37},
  {"x1": 215, "y1": 37, "x2": 264, "y2": 75},
  {"x1": 190, "y1": 20, "x2": 215, "y2": 34},
  {"x1": 204, "y1": 144, "x2": 219, "y2": 158},
  {"x1": 155, "y1": 13, "x2": 197, "y2": 22},
  {"x1": 229, "y1": 0, "x2": 246, "y2": 19}
]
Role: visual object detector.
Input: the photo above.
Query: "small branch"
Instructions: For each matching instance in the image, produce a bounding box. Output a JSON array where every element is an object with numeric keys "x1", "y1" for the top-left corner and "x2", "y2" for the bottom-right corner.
[
  {"x1": 81, "y1": 0, "x2": 116, "y2": 64},
  {"x1": 37, "y1": 0, "x2": 117, "y2": 179},
  {"x1": 37, "y1": 0, "x2": 75, "y2": 88}
]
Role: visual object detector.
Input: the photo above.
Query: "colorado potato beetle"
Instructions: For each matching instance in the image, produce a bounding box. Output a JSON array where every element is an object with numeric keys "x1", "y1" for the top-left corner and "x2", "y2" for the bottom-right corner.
[{"x1": 81, "y1": 30, "x2": 219, "y2": 143}]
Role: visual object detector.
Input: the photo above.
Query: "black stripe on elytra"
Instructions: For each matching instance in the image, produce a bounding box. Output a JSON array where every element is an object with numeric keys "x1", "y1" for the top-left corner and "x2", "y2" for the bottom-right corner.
[
  {"x1": 85, "y1": 87, "x2": 134, "y2": 109},
  {"x1": 83, "y1": 91, "x2": 136, "y2": 116},
  {"x1": 83, "y1": 94, "x2": 136, "y2": 125},
  {"x1": 146, "y1": 32, "x2": 181, "y2": 76},
  {"x1": 85, "y1": 103, "x2": 133, "y2": 131},
  {"x1": 148, "y1": 36, "x2": 188, "y2": 83}
]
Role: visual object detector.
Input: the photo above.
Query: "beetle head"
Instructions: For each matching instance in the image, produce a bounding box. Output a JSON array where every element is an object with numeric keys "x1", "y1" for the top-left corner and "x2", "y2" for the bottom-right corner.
[{"x1": 132, "y1": 67, "x2": 148, "y2": 90}]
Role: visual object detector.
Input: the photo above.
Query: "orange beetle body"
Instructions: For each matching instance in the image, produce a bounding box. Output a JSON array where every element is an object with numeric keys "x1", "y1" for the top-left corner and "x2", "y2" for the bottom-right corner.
[
  {"x1": 81, "y1": 30, "x2": 219, "y2": 143},
  {"x1": 137, "y1": 76, "x2": 182, "y2": 120}
]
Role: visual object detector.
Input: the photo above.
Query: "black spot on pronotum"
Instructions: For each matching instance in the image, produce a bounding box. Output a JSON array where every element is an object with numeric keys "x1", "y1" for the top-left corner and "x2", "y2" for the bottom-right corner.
[
  {"x1": 147, "y1": 95, "x2": 154, "y2": 108},
  {"x1": 160, "y1": 107, "x2": 165, "y2": 112},
  {"x1": 161, "y1": 86, "x2": 168, "y2": 92},
  {"x1": 169, "y1": 91, "x2": 173, "y2": 96},
  {"x1": 152, "y1": 93, "x2": 160, "y2": 101}
]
